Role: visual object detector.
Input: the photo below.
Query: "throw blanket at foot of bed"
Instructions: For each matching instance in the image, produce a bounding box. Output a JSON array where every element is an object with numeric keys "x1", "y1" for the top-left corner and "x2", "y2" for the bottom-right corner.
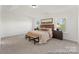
[{"x1": 26, "y1": 31, "x2": 50, "y2": 44}]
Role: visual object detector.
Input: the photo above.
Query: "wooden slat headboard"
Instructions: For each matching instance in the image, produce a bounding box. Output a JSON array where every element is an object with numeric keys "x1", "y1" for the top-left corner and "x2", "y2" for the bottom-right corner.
[
  {"x1": 40, "y1": 24, "x2": 54, "y2": 30},
  {"x1": 40, "y1": 18, "x2": 54, "y2": 30}
]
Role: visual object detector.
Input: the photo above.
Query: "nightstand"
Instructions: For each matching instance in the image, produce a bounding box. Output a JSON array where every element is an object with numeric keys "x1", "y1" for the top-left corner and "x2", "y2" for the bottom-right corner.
[{"x1": 53, "y1": 30, "x2": 63, "y2": 40}]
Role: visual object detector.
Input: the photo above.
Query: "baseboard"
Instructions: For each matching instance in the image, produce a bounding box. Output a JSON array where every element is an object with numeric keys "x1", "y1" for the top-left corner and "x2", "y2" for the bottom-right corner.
[
  {"x1": 1, "y1": 34, "x2": 25, "y2": 39},
  {"x1": 63, "y1": 39, "x2": 78, "y2": 44}
]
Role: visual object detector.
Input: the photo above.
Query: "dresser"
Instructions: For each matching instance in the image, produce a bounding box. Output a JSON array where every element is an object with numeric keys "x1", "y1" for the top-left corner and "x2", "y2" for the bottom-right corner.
[{"x1": 53, "y1": 30, "x2": 63, "y2": 40}]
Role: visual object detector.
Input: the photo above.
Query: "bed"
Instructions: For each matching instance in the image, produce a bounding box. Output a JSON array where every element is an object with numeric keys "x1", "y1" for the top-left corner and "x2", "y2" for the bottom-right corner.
[{"x1": 25, "y1": 18, "x2": 54, "y2": 44}]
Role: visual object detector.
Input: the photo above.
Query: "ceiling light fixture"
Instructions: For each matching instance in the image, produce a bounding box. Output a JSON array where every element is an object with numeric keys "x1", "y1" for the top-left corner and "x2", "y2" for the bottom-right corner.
[{"x1": 32, "y1": 5, "x2": 38, "y2": 8}]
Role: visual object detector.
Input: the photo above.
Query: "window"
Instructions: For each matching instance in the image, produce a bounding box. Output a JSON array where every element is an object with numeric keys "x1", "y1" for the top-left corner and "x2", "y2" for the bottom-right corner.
[{"x1": 54, "y1": 18, "x2": 66, "y2": 32}]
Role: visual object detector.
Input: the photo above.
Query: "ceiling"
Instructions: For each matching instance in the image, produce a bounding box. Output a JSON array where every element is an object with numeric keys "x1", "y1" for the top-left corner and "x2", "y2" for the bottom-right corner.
[{"x1": 2, "y1": 5, "x2": 77, "y2": 19}]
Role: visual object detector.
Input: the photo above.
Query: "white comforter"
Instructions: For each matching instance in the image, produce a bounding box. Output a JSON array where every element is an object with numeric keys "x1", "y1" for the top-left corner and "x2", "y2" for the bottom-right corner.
[{"x1": 27, "y1": 30, "x2": 52, "y2": 44}]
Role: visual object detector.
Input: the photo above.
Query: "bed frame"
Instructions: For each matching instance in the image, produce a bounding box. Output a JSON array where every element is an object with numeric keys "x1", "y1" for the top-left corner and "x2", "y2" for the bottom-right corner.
[{"x1": 40, "y1": 24, "x2": 54, "y2": 30}]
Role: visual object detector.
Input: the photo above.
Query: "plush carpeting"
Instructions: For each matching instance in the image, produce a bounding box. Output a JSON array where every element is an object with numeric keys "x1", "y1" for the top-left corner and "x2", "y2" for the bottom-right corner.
[{"x1": 0, "y1": 35, "x2": 79, "y2": 54}]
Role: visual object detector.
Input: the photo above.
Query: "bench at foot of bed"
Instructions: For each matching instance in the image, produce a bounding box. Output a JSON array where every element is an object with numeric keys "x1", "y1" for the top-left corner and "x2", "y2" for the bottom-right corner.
[{"x1": 25, "y1": 35, "x2": 39, "y2": 44}]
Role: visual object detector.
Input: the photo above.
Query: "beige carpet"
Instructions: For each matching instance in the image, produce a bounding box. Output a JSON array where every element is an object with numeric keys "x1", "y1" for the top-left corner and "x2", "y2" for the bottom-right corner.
[{"x1": 0, "y1": 35, "x2": 79, "y2": 54}]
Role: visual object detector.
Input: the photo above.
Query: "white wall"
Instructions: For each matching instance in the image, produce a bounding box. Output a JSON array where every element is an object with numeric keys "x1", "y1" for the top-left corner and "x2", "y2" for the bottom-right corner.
[
  {"x1": 1, "y1": 6, "x2": 33, "y2": 37},
  {"x1": 62, "y1": 8, "x2": 77, "y2": 42},
  {"x1": 0, "y1": 6, "x2": 2, "y2": 38},
  {"x1": 78, "y1": 15, "x2": 79, "y2": 43},
  {"x1": 78, "y1": 7, "x2": 79, "y2": 43}
]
